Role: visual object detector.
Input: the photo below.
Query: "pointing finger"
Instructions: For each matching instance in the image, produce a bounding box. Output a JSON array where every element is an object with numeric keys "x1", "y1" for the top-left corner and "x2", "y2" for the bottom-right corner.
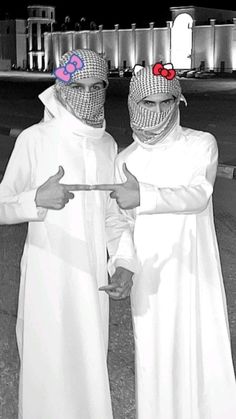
[
  {"x1": 62, "y1": 184, "x2": 93, "y2": 191},
  {"x1": 90, "y1": 184, "x2": 121, "y2": 191},
  {"x1": 99, "y1": 283, "x2": 120, "y2": 291}
]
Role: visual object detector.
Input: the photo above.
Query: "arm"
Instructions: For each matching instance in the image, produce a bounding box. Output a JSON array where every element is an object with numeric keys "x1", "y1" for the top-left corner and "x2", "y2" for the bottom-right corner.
[
  {"x1": 137, "y1": 134, "x2": 218, "y2": 215},
  {"x1": 105, "y1": 194, "x2": 137, "y2": 277},
  {"x1": 0, "y1": 130, "x2": 47, "y2": 225},
  {"x1": 104, "y1": 194, "x2": 137, "y2": 299},
  {"x1": 105, "y1": 142, "x2": 137, "y2": 277}
]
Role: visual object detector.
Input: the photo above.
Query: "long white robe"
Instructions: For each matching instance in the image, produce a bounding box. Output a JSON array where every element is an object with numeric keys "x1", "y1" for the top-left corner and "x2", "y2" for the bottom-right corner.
[
  {"x1": 115, "y1": 124, "x2": 236, "y2": 419},
  {"x1": 0, "y1": 87, "x2": 136, "y2": 419}
]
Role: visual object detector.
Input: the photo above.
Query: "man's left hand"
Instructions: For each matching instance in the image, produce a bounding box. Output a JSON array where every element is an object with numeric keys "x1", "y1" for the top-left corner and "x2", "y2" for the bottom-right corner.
[{"x1": 99, "y1": 266, "x2": 134, "y2": 299}]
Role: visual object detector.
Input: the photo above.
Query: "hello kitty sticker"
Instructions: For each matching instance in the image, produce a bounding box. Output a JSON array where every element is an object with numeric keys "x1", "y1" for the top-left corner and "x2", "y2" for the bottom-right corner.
[
  {"x1": 152, "y1": 63, "x2": 176, "y2": 80},
  {"x1": 54, "y1": 54, "x2": 84, "y2": 83}
]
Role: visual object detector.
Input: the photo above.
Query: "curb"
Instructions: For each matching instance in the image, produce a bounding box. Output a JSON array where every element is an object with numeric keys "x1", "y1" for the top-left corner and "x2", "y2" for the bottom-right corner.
[{"x1": 0, "y1": 127, "x2": 236, "y2": 180}]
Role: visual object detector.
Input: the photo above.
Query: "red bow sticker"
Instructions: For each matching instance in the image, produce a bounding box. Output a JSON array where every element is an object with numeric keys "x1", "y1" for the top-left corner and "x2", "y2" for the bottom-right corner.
[{"x1": 152, "y1": 63, "x2": 176, "y2": 80}]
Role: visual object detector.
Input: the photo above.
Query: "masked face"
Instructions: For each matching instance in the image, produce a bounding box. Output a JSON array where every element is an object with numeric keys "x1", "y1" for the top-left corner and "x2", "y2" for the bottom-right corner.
[
  {"x1": 54, "y1": 49, "x2": 108, "y2": 128},
  {"x1": 56, "y1": 77, "x2": 106, "y2": 127},
  {"x1": 128, "y1": 64, "x2": 183, "y2": 144}
]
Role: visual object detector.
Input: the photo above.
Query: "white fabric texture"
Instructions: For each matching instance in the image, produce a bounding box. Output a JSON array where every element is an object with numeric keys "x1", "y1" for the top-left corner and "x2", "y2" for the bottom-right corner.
[
  {"x1": 115, "y1": 123, "x2": 236, "y2": 419},
  {"x1": 0, "y1": 86, "x2": 136, "y2": 419}
]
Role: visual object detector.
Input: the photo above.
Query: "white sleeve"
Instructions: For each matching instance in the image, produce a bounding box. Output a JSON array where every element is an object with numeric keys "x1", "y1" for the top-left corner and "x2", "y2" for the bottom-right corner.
[
  {"x1": 136, "y1": 134, "x2": 218, "y2": 215},
  {"x1": 105, "y1": 143, "x2": 137, "y2": 276},
  {"x1": 106, "y1": 195, "x2": 137, "y2": 276},
  {"x1": 0, "y1": 130, "x2": 47, "y2": 224}
]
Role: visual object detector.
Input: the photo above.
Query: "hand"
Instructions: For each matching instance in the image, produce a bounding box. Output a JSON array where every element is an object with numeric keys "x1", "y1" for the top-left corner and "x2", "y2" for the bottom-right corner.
[
  {"x1": 99, "y1": 266, "x2": 134, "y2": 300},
  {"x1": 35, "y1": 166, "x2": 92, "y2": 210},
  {"x1": 90, "y1": 163, "x2": 140, "y2": 210}
]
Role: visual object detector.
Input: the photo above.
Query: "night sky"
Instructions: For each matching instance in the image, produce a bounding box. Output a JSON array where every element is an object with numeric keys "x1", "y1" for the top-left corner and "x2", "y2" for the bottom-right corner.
[{"x1": 0, "y1": 1, "x2": 236, "y2": 29}]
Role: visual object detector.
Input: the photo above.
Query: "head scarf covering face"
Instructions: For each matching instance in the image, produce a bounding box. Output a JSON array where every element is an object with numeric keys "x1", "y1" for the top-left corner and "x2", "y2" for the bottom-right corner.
[
  {"x1": 54, "y1": 49, "x2": 108, "y2": 127},
  {"x1": 128, "y1": 65, "x2": 183, "y2": 144}
]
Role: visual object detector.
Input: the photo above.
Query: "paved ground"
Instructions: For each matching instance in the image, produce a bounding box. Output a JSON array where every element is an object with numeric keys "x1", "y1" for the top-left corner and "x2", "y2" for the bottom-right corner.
[{"x1": 0, "y1": 73, "x2": 236, "y2": 418}]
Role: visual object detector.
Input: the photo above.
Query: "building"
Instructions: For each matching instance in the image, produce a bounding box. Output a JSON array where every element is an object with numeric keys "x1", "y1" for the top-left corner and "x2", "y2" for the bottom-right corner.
[
  {"x1": 170, "y1": 6, "x2": 236, "y2": 71},
  {"x1": 27, "y1": 4, "x2": 55, "y2": 70},
  {"x1": 42, "y1": 5, "x2": 236, "y2": 73},
  {"x1": 1, "y1": 5, "x2": 236, "y2": 73},
  {"x1": 0, "y1": 4, "x2": 55, "y2": 70},
  {"x1": 0, "y1": 19, "x2": 27, "y2": 70}
]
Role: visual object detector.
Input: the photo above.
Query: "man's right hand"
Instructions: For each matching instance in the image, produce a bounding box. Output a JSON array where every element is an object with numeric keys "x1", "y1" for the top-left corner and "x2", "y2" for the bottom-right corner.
[{"x1": 35, "y1": 166, "x2": 92, "y2": 210}]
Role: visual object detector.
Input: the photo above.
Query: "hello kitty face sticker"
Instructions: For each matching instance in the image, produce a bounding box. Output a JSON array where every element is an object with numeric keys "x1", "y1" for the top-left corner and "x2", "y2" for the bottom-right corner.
[{"x1": 152, "y1": 63, "x2": 176, "y2": 80}]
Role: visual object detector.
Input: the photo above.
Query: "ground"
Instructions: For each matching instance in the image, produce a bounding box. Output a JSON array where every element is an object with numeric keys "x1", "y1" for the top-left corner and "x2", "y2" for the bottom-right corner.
[{"x1": 0, "y1": 73, "x2": 236, "y2": 418}]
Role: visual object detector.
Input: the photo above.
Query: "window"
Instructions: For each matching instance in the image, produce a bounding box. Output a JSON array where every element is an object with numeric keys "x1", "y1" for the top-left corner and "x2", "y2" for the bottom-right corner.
[
  {"x1": 32, "y1": 23, "x2": 37, "y2": 50},
  {"x1": 33, "y1": 56, "x2": 38, "y2": 69}
]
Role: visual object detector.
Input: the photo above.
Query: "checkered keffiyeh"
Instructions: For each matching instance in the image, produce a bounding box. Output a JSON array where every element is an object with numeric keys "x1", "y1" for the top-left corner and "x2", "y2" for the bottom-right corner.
[
  {"x1": 128, "y1": 65, "x2": 182, "y2": 144},
  {"x1": 54, "y1": 49, "x2": 108, "y2": 127},
  {"x1": 57, "y1": 49, "x2": 108, "y2": 85},
  {"x1": 129, "y1": 65, "x2": 181, "y2": 103}
]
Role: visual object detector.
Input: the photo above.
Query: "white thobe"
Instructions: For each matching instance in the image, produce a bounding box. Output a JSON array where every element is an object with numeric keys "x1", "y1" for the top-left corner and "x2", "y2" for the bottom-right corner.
[
  {"x1": 0, "y1": 87, "x2": 136, "y2": 419},
  {"x1": 115, "y1": 124, "x2": 236, "y2": 419}
]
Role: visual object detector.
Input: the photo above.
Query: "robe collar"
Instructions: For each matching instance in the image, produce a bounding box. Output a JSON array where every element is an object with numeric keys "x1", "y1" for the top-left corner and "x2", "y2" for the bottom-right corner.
[{"x1": 38, "y1": 85, "x2": 106, "y2": 140}]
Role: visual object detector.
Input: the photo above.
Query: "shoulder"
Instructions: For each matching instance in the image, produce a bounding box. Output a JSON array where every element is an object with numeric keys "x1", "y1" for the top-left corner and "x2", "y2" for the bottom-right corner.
[
  {"x1": 103, "y1": 130, "x2": 117, "y2": 146},
  {"x1": 14, "y1": 123, "x2": 41, "y2": 148},
  {"x1": 14, "y1": 119, "x2": 56, "y2": 152},
  {"x1": 102, "y1": 131, "x2": 118, "y2": 155},
  {"x1": 181, "y1": 126, "x2": 217, "y2": 153}
]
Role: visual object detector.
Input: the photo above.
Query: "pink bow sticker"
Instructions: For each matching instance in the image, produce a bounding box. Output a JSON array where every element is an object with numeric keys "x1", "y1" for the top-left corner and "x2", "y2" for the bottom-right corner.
[
  {"x1": 54, "y1": 54, "x2": 84, "y2": 83},
  {"x1": 152, "y1": 63, "x2": 176, "y2": 80}
]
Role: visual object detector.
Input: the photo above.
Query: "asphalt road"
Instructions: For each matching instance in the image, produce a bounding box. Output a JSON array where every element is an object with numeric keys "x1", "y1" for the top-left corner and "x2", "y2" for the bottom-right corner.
[{"x1": 0, "y1": 73, "x2": 236, "y2": 419}]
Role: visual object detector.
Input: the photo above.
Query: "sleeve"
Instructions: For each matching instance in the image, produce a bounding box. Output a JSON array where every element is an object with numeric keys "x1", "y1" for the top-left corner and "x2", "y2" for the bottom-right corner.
[
  {"x1": 105, "y1": 143, "x2": 137, "y2": 276},
  {"x1": 0, "y1": 130, "x2": 47, "y2": 225},
  {"x1": 136, "y1": 134, "x2": 218, "y2": 215}
]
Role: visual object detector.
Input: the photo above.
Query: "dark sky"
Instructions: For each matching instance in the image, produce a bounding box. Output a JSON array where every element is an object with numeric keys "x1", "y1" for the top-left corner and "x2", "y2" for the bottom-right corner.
[{"x1": 0, "y1": 1, "x2": 236, "y2": 28}]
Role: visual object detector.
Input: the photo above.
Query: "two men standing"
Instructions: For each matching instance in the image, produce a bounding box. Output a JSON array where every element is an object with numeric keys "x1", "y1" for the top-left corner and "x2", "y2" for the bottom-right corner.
[{"x1": 1, "y1": 50, "x2": 236, "y2": 419}]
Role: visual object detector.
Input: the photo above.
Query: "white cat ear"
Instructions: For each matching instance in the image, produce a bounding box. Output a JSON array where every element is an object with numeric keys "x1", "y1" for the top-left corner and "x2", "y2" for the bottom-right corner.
[
  {"x1": 180, "y1": 94, "x2": 187, "y2": 106},
  {"x1": 133, "y1": 64, "x2": 144, "y2": 76},
  {"x1": 163, "y1": 63, "x2": 173, "y2": 70}
]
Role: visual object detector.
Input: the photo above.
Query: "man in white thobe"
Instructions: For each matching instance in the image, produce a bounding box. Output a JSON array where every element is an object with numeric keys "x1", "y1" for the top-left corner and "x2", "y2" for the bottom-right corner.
[
  {"x1": 0, "y1": 48, "x2": 136, "y2": 419},
  {"x1": 93, "y1": 63, "x2": 236, "y2": 419}
]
